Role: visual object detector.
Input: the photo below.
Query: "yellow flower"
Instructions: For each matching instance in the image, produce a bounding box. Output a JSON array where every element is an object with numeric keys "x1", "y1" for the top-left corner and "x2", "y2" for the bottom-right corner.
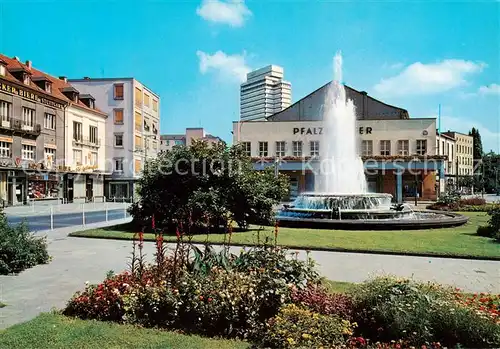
[
  {"x1": 286, "y1": 337, "x2": 296, "y2": 345},
  {"x1": 301, "y1": 333, "x2": 311, "y2": 339}
]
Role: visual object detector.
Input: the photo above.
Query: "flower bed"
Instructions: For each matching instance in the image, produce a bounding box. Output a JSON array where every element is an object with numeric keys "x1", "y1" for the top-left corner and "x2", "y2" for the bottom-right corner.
[{"x1": 63, "y1": 229, "x2": 500, "y2": 348}]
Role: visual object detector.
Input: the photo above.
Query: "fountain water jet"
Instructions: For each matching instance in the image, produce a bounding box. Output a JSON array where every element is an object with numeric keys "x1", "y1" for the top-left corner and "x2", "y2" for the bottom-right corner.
[{"x1": 275, "y1": 52, "x2": 468, "y2": 229}]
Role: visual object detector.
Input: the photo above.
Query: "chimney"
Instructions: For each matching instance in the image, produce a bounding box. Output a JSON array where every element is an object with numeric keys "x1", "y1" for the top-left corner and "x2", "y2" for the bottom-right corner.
[
  {"x1": 25, "y1": 60, "x2": 32, "y2": 70},
  {"x1": 59, "y1": 76, "x2": 67, "y2": 83},
  {"x1": 13, "y1": 56, "x2": 20, "y2": 61}
]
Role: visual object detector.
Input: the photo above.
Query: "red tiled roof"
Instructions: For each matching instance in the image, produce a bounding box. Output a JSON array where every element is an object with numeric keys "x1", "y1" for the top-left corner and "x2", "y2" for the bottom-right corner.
[{"x1": 0, "y1": 54, "x2": 107, "y2": 117}]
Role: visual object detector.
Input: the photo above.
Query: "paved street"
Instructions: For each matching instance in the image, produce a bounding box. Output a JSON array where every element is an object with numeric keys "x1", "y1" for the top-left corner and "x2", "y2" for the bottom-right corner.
[
  {"x1": 1, "y1": 218, "x2": 499, "y2": 329},
  {"x1": 4, "y1": 202, "x2": 132, "y2": 232}
]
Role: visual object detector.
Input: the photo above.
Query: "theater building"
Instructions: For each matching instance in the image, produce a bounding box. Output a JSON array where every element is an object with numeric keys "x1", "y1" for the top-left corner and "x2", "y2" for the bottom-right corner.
[{"x1": 233, "y1": 82, "x2": 445, "y2": 202}]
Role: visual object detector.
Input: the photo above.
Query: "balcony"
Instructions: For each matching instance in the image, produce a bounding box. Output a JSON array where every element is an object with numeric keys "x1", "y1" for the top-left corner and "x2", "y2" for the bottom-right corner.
[
  {"x1": 72, "y1": 137, "x2": 101, "y2": 148},
  {"x1": 0, "y1": 118, "x2": 41, "y2": 136}
]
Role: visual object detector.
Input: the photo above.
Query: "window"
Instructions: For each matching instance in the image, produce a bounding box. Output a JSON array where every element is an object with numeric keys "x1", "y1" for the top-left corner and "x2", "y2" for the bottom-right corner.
[
  {"x1": 115, "y1": 158, "x2": 124, "y2": 172},
  {"x1": 0, "y1": 65, "x2": 5, "y2": 76},
  {"x1": 44, "y1": 148, "x2": 55, "y2": 168},
  {"x1": 135, "y1": 159, "x2": 141, "y2": 174},
  {"x1": 90, "y1": 151, "x2": 98, "y2": 166},
  {"x1": 258, "y1": 141, "x2": 268, "y2": 157},
  {"x1": 73, "y1": 149, "x2": 82, "y2": 165},
  {"x1": 135, "y1": 111, "x2": 142, "y2": 132},
  {"x1": 23, "y1": 74, "x2": 30, "y2": 85},
  {"x1": 114, "y1": 84, "x2": 124, "y2": 100},
  {"x1": 0, "y1": 101, "x2": 11, "y2": 122},
  {"x1": 174, "y1": 140, "x2": 183, "y2": 145},
  {"x1": 416, "y1": 139, "x2": 427, "y2": 155},
  {"x1": 380, "y1": 140, "x2": 391, "y2": 156},
  {"x1": 114, "y1": 134, "x2": 123, "y2": 147},
  {"x1": 135, "y1": 87, "x2": 142, "y2": 106},
  {"x1": 135, "y1": 135, "x2": 142, "y2": 150},
  {"x1": 310, "y1": 141, "x2": 319, "y2": 157},
  {"x1": 73, "y1": 121, "x2": 82, "y2": 141},
  {"x1": 397, "y1": 140, "x2": 409, "y2": 156},
  {"x1": 22, "y1": 145, "x2": 35, "y2": 160},
  {"x1": 152, "y1": 140, "x2": 158, "y2": 150},
  {"x1": 113, "y1": 109, "x2": 123, "y2": 124},
  {"x1": 22, "y1": 107, "x2": 35, "y2": 127},
  {"x1": 44, "y1": 113, "x2": 55, "y2": 130},
  {"x1": 242, "y1": 142, "x2": 251, "y2": 157},
  {"x1": 45, "y1": 82, "x2": 52, "y2": 93},
  {"x1": 441, "y1": 141, "x2": 445, "y2": 155},
  {"x1": 361, "y1": 140, "x2": 373, "y2": 156},
  {"x1": 144, "y1": 93, "x2": 150, "y2": 107},
  {"x1": 275, "y1": 141, "x2": 285, "y2": 157},
  {"x1": 292, "y1": 141, "x2": 303, "y2": 157},
  {"x1": 0, "y1": 141, "x2": 11, "y2": 157},
  {"x1": 152, "y1": 99, "x2": 158, "y2": 112},
  {"x1": 89, "y1": 126, "x2": 98, "y2": 144}
]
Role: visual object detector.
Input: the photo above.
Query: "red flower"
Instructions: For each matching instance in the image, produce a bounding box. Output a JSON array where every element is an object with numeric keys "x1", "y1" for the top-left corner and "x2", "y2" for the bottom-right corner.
[
  {"x1": 199, "y1": 295, "x2": 204, "y2": 301},
  {"x1": 208, "y1": 297, "x2": 213, "y2": 302}
]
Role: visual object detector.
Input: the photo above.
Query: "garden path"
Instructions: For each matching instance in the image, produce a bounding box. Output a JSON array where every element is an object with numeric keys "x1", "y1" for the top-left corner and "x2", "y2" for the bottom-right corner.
[{"x1": 1, "y1": 219, "x2": 499, "y2": 329}]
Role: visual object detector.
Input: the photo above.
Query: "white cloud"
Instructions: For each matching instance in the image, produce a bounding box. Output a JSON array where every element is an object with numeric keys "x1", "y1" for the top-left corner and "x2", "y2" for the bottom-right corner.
[
  {"x1": 438, "y1": 115, "x2": 500, "y2": 153},
  {"x1": 196, "y1": 0, "x2": 252, "y2": 27},
  {"x1": 478, "y1": 83, "x2": 500, "y2": 95},
  {"x1": 374, "y1": 59, "x2": 487, "y2": 96},
  {"x1": 196, "y1": 50, "x2": 250, "y2": 83}
]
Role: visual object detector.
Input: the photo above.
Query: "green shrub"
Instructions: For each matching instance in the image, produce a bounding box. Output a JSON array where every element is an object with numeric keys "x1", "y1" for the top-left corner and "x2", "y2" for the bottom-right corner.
[
  {"x1": 352, "y1": 276, "x2": 500, "y2": 348},
  {"x1": 487, "y1": 207, "x2": 500, "y2": 241},
  {"x1": 261, "y1": 304, "x2": 355, "y2": 348},
  {"x1": 0, "y1": 211, "x2": 50, "y2": 275},
  {"x1": 477, "y1": 225, "x2": 495, "y2": 237}
]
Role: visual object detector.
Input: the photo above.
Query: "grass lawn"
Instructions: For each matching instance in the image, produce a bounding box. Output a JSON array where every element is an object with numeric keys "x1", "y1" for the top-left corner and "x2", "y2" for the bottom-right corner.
[
  {"x1": 0, "y1": 313, "x2": 249, "y2": 349},
  {"x1": 69, "y1": 212, "x2": 500, "y2": 259}
]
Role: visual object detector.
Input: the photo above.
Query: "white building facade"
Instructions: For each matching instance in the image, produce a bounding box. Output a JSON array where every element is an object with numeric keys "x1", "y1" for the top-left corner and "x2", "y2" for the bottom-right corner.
[
  {"x1": 240, "y1": 65, "x2": 291, "y2": 121},
  {"x1": 436, "y1": 132, "x2": 456, "y2": 192},
  {"x1": 65, "y1": 101, "x2": 107, "y2": 202},
  {"x1": 69, "y1": 78, "x2": 160, "y2": 201}
]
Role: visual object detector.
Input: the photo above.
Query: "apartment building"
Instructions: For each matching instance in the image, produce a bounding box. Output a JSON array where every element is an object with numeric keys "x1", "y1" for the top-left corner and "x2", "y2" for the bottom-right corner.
[
  {"x1": 240, "y1": 65, "x2": 292, "y2": 121},
  {"x1": 442, "y1": 131, "x2": 474, "y2": 176},
  {"x1": 0, "y1": 55, "x2": 67, "y2": 205},
  {"x1": 160, "y1": 128, "x2": 223, "y2": 152},
  {"x1": 70, "y1": 78, "x2": 160, "y2": 201},
  {"x1": 436, "y1": 132, "x2": 456, "y2": 191}
]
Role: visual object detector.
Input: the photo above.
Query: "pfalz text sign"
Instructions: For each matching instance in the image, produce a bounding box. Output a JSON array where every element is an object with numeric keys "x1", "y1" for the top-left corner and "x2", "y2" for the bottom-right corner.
[{"x1": 293, "y1": 127, "x2": 372, "y2": 135}]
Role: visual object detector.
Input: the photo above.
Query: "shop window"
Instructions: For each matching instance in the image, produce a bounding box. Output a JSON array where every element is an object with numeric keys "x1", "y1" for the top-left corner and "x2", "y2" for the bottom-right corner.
[
  {"x1": 310, "y1": 141, "x2": 319, "y2": 157},
  {"x1": 114, "y1": 83, "x2": 124, "y2": 100},
  {"x1": 361, "y1": 140, "x2": 373, "y2": 156},
  {"x1": 114, "y1": 109, "x2": 124, "y2": 124},
  {"x1": 0, "y1": 101, "x2": 11, "y2": 123},
  {"x1": 73, "y1": 149, "x2": 82, "y2": 166},
  {"x1": 22, "y1": 144, "x2": 35, "y2": 160},
  {"x1": 416, "y1": 139, "x2": 427, "y2": 155},
  {"x1": 258, "y1": 141, "x2": 268, "y2": 157},
  {"x1": 73, "y1": 121, "x2": 82, "y2": 141},
  {"x1": 115, "y1": 158, "x2": 124, "y2": 172},
  {"x1": 397, "y1": 140, "x2": 409, "y2": 156},
  {"x1": 242, "y1": 142, "x2": 251, "y2": 157},
  {"x1": 110, "y1": 183, "x2": 128, "y2": 198},
  {"x1": 0, "y1": 141, "x2": 11, "y2": 158},
  {"x1": 292, "y1": 141, "x2": 303, "y2": 157},
  {"x1": 22, "y1": 107, "x2": 35, "y2": 127},
  {"x1": 44, "y1": 113, "x2": 55, "y2": 130},
  {"x1": 275, "y1": 141, "x2": 285, "y2": 157},
  {"x1": 380, "y1": 140, "x2": 391, "y2": 156},
  {"x1": 114, "y1": 134, "x2": 123, "y2": 147}
]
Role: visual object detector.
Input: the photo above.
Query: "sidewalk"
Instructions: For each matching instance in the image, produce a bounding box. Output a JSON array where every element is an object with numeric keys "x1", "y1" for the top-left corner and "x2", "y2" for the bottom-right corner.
[
  {"x1": 1, "y1": 217, "x2": 499, "y2": 329},
  {"x1": 4, "y1": 202, "x2": 132, "y2": 217}
]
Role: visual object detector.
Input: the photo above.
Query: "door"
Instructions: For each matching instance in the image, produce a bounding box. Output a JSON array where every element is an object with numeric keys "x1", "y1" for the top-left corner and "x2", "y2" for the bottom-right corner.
[
  {"x1": 86, "y1": 177, "x2": 93, "y2": 201},
  {"x1": 67, "y1": 177, "x2": 74, "y2": 202}
]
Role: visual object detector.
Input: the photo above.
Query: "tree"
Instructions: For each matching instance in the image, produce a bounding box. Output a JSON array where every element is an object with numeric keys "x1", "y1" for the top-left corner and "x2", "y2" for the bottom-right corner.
[
  {"x1": 129, "y1": 140, "x2": 289, "y2": 233},
  {"x1": 469, "y1": 127, "x2": 483, "y2": 160},
  {"x1": 481, "y1": 151, "x2": 500, "y2": 193}
]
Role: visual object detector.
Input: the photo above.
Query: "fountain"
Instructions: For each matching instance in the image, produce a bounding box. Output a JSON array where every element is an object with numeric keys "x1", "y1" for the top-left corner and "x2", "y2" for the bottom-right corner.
[{"x1": 276, "y1": 53, "x2": 468, "y2": 230}]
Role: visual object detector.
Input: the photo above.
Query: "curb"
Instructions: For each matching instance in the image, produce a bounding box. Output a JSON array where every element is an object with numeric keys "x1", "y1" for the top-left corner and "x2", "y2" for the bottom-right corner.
[{"x1": 68, "y1": 232, "x2": 500, "y2": 262}]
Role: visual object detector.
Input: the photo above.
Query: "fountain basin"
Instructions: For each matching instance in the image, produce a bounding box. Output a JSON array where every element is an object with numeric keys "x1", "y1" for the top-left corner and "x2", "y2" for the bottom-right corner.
[{"x1": 276, "y1": 193, "x2": 468, "y2": 230}]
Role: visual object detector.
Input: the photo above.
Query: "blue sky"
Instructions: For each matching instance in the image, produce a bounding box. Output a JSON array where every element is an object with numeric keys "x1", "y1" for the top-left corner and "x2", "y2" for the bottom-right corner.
[{"x1": 0, "y1": 0, "x2": 499, "y2": 152}]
